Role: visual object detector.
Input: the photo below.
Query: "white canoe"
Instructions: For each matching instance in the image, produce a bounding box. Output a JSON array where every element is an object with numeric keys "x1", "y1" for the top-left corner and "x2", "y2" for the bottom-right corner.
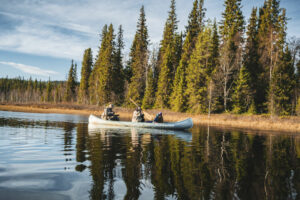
[
  {"x1": 88, "y1": 115, "x2": 193, "y2": 130},
  {"x1": 88, "y1": 124, "x2": 193, "y2": 142}
]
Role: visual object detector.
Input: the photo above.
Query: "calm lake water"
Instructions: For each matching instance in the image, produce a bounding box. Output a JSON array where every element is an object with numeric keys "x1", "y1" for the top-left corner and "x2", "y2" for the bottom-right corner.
[{"x1": 0, "y1": 111, "x2": 299, "y2": 200}]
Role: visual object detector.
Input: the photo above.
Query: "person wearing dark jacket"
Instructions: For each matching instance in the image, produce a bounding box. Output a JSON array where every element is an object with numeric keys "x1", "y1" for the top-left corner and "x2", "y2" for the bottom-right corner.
[
  {"x1": 101, "y1": 104, "x2": 119, "y2": 121},
  {"x1": 153, "y1": 112, "x2": 163, "y2": 123}
]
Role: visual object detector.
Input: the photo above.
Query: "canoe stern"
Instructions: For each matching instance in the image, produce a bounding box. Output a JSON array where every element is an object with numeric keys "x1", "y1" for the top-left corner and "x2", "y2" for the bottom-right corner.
[{"x1": 173, "y1": 118, "x2": 193, "y2": 130}]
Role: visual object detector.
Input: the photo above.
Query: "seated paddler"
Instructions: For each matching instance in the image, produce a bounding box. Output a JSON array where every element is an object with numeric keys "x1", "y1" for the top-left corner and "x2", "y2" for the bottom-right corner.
[
  {"x1": 153, "y1": 112, "x2": 163, "y2": 123},
  {"x1": 132, "y1": 107, "x2": 145, "y2": 122},
  {"x1": 101, "y1": 103, "x2": 119, "y2": 121}
]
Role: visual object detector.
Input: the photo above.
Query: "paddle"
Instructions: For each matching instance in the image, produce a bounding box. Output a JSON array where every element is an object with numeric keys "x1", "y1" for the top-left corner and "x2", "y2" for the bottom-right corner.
[{"x1": 129, "y1": 98, "x2": 153, "y2": 121}]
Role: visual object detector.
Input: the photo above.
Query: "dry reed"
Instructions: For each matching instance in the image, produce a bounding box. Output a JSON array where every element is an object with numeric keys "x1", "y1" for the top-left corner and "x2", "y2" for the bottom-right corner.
[{"x1": 0, "y1": 103, "x2": 300, "y2": 133}]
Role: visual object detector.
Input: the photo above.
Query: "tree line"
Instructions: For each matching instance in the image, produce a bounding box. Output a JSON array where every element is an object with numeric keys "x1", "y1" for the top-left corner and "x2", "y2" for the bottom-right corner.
[{"x1": 1, "y1": 0, "x2": 300, "y2": 116}]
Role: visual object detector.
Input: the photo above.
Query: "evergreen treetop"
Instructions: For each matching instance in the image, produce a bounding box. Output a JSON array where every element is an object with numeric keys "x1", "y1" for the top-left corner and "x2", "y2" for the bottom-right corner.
[
  {"x1": 79, "y1": 48, "x2": 93, "y2": 104},
  {"x1": 126, "y1": 5, "x2": 149, "y2": 106}
]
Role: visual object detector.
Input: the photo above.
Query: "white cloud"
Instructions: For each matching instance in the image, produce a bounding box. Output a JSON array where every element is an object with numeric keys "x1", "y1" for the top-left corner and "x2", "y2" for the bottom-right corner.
[
  {"x1": 0, "y1": 0, "x2": 298, "y2": 62},
  {"x1": 0, "y1": 0, "x2": 191, "y2": 60},
  {"x1": 0, "y1": 61, "x2": 58, "y2": 77}
]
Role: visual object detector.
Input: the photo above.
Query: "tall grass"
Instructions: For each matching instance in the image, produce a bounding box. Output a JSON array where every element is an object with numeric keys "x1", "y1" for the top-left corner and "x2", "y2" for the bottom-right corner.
[{"x1": 0, "y1": 103, "x2": 299, "y2": 133}]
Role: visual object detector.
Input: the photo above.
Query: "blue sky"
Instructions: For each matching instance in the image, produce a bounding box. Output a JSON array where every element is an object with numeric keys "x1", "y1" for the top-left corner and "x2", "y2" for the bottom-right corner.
[{"x1": 0, "y1": 0, "x2": 299, "y2": 81}]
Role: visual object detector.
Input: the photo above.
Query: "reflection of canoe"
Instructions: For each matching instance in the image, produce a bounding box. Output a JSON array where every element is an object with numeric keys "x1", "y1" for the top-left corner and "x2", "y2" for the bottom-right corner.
[
  {"x1": 88, "y1": 115, "x2": 193, "y2": 130},
  {"x1": 88, "y1": 124, "x2": 192, "y2": 142}
]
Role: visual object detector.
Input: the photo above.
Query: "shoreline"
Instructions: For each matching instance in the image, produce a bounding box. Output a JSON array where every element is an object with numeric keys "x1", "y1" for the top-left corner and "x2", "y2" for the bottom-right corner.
[{"x1": 0, "y1": 103, "x2": 300, "y2": 133}]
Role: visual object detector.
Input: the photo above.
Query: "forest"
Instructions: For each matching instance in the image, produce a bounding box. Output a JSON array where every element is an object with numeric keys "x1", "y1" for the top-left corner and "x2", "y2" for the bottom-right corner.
[{"x1": 1, "y1": 0, "x2": 300, "y2": 116}]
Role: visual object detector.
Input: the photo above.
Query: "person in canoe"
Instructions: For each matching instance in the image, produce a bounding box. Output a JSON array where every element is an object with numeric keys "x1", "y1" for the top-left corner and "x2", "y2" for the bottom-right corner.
[
  {"x1": 132, "y1": 107, "x2": 145, "y2": 122},
  {"x1": 153, "y1": 112, "x2": 163, "y2": 123},
  {"x1": 101, "y1": 103, "x2": 119, "y2": 121}
]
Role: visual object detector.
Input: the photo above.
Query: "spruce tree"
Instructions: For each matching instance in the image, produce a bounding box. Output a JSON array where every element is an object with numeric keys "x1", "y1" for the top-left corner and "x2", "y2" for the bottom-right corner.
[
  {"x1": 232, "y1": 66, "x2": 253, "y2": 113},
  {"x1": 112, "y1": 25, "x2": 125, "y2": 105},
  {"x1": 198, "y1": 0, "x2": 206, "y2": 32},
  {"x1": 268, "y1": 6, "x2": 288, "y2": 115},
  {"x1": 271, "y1": 47, "x2": 296, "y2": 115},
  {"x1": 217, "y1": 0, "x2": 244, "y2": 112},
  {"x1": 208, "y1": 19, "x2": 220, "y2": 113},
  {"x1": 73, "y1": 63, "x2": 78, "y2": 84},
  {"x1": 185, "y1": 0, "x2": 200, "y2": 39},
  {"x1": 155, "y1": 0, "x2": 178, "y2": 108},
  {"x1": 240, "y1": 8, "x2": 261, "y2": 113},
  {"x1": 157, "y1": 0, "x2": 178, "y2": 66},
  {"x1": 89, "y1": 25, "x2": 108, "y2": 104},
  {"x1": 296, "y1": 60, "x2": 300, "y2": 115},
  {"x1": 174, "y1": 32, "x2": 183, "y2": 73},
  {"x1": 257, "y1": 0, "x2": 283, "y2": 113},
  {"x1": 65, "y1": 60, "x2": 77, "y2": 102},
  {"x1": 170, "y1": 0, "x2": 205, "y2": 111},
  {"x1": 155, "y1": 44, "x2": 174, "y2": 108},
  {"x1": 54, "y1": 85, "x2": 60, "y2": 103},
  {"x1": 78, "y1": 48, "x2": 93, "y2": 104},
  {"x1": 186, "y1": 26, "x2": 213, "y2": 113},
  {"x1": 142, "y1": 66, "x2": 155, "y2": 109},
  {"x1": 297, "y1": 60, "x2": 300, "y2": 99},
  {"x1": 88, "y1": 24, "x2": 115, "y2": 105},
  {"x1": 126, "y1": 6, "x2": 149, "y2": 106},
  {"x1": 45, "y1": 78, "x2": 52, "y2": 102},
  {"x1": 211, "y1": 20, "x2": 219, "y2": 72},
  {"x1": 96, "y1": 24, "x2": 115, "y2": 105}
]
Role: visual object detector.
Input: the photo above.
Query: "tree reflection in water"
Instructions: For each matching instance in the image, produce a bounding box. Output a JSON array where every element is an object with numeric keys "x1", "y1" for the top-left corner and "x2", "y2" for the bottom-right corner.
[{"x1": 74, "y1": 124, "x2": 300, "y2": 200}]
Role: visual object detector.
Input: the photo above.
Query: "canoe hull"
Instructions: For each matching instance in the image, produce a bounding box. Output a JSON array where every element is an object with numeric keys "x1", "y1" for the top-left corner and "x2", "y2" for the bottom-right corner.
[{"x1": 88, "y1": 115, "x2": 193, "y2": 130}]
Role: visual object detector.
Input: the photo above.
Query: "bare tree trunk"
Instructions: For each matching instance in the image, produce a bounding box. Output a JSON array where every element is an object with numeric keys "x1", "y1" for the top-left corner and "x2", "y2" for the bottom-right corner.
[
  {"x1": 208, "y1": 80, "x2": 212, "y2": 118},
  {"x1": 224, "y1": 74, "x2": 227, "y2": 111},
  {"x1": 270, "y1": 31, "x2": 274, "y2": 117}
]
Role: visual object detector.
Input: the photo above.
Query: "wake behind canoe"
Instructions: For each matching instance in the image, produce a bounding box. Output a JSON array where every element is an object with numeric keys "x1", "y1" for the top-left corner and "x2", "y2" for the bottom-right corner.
[{"x1": 88, "y1": 115, "x2": 193, "y2": 130}]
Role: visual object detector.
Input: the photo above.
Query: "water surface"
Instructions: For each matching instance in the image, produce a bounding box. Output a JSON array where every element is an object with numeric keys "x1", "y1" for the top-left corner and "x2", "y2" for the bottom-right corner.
[{"x1": 0, "y1": 111, "x2": 299, "y2": 200}]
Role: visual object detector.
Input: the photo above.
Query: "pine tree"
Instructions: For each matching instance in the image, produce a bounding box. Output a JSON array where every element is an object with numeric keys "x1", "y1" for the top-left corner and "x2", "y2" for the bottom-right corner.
[
  {"x1": 78, "y1": 48, "x2": 93, "y2": 104},
  {"x1": 142, "y1": 66, "x2": 155, "y2": 109},
  {"x1": 185, "y1": 26, "x2": 213, "y2": 113},
  {"x1": 112, "y1": 25, "x2": 125, "y2": 105},
  {"x1": 217, "y1": 0, "x2": 244, "y2": 112},
  {"x1": 271, "y1": 47, "x2": 296, "y2": 115},
  {"x1": 65, "y1": 60, "x2": 77, "y2": 102},
  {"x1": 126, "y1": 6, "x2": 149, "y2": 106}
]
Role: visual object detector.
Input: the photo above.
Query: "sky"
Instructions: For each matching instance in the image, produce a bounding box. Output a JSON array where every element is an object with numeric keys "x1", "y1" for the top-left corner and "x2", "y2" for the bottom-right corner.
[{"x1": 0, "y1": 0, "x2": 299, "y2": 81}]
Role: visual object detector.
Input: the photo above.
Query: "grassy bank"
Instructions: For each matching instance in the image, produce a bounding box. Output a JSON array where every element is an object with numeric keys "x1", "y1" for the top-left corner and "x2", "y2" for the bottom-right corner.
[{"x1": 0, "y1": 103, "x2": 300, "y2": 133}]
